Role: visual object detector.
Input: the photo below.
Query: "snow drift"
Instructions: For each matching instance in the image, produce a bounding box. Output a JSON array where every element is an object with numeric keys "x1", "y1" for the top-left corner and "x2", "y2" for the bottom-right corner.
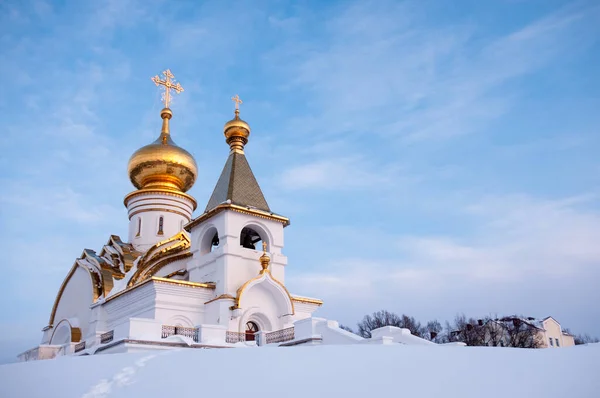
[{"x1": 1, "y1": 344, "x2": 598, "y2": 398}]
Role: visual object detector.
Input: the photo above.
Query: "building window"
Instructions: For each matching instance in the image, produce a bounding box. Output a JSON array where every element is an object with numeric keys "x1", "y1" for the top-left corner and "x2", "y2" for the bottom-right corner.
[
  {"x1": 136, "y1": 217, "x2": 141, "y2": 237},
  {"x1": 157, "y1": 216, "x2": 164, "y2": 235},
  {"x1": 556, "y1": 338, "x2": 560, "y2": 347},
  {"x1": 549, "y1": 338, "x2": 554, "y2": 346}
]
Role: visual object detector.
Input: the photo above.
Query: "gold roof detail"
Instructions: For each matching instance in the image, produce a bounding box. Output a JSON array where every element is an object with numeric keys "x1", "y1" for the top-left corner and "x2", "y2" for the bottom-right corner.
[
  {"x1": 105, "y1": 277, "x2": 215, "y2": 304},
  {"x1": 47, "y1": 234, "x2": 139, "y2": 328},
  {"x1": 224, "y1": 94, "x2": 251, "y2": 154},
  {"x1": 291, "y1": 296, "x2": 324, "y2": 306},
  {"x1": 127, "y1": 231, "x2": 192, "y2": 287},
  {"x1": 231, "y1": 246, "x2": 295, "y2": 314},
  {"x1": 259, "y1": 241, "x2": 270, "y2": 272},
  {"x1": 127, "y1": 70, "x2": 197, "y2": 193},
  {"x1": 151, "y1": 69, "x2": 184, "y2": 109},
  {"x1": 186, "y1": 203, "x2": 289, "y2": 232}
]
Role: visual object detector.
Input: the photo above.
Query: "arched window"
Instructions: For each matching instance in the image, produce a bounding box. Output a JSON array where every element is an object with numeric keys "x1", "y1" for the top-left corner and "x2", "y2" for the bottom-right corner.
[
  {"x1": 157, "y1": 216, "x2": 164, "y2": 235},
  {"x1": 245, "y1": 321, "x2": 259, "y2": 341},
  {"x1": 240, "y1": 227, "x2": 263, "y2": 250},
  {"x1": 136, "y1": 217, "x2": 142, "y2": 237}
]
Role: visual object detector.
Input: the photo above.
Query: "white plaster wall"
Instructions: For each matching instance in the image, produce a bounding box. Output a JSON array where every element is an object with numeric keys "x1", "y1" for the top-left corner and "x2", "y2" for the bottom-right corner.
[
  {"x1": 230, "y1": 284, "x2": 291, "y2": 332},
  {"x1": 103, "y1": 282, "x2": 158, "y2": 329},
  {"x1": 102, "y1": 280, "x2": 213, "y2": 335},
  {"x1": 51, "y1": 266, "x2": 94, "y2": 342},
  {"x1": 126, "y1": 192, "x2": 195, "y2": 252},
  {"x1": 153, "y1": 258, "x2": 189, "y2": 279},
  {"x1": 188, "y1": 210, "x2": 288, "y2": 297},
  {"x1": 153, "y1": 283, "x2": 212, "y2": 326}
]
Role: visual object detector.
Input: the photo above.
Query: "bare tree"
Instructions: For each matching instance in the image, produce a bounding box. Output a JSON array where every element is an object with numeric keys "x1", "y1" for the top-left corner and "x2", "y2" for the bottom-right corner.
[
  {"x1": 399, "y1": 314, "x2": 425, "y2": 337},
  {"x1": 424, "y1": 320, "x2": 445, "y2": 342},
  {"x1": 446, "y1": 314, "x2": 486, "y2": 346},
  {"x1": 357, "y1": 310, "x2": 403, "y2": 338},
  {"x1": 574, "y1": 334, "x2": 600, "y2": 345},
  {"x1": 498, "y1": 316, "x2": 544, "y2": 348},
  {"x1": 339, "y1": 324, "x2": 355, "y2": 334}
]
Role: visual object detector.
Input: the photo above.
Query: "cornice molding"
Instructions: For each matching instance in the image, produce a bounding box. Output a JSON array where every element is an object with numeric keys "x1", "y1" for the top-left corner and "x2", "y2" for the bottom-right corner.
[
  {"x1": 185, "y1": 203, "x2": 290, "y2": 231},
  {"x1": 124, "y1": 188, "x2": 197, "y2": 210}
]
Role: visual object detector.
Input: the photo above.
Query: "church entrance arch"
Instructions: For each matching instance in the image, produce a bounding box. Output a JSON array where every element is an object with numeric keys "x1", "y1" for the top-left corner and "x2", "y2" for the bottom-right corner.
[{"x1": 245, "y1": 321, "x2": 259, "y2": 341}]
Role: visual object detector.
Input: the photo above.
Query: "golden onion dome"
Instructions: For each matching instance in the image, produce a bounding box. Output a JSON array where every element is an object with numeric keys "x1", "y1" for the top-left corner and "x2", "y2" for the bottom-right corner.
[
  {"x1": 224, "y1": 108, "x2": 251, "y2": 153},
  {"x1": 128, "y1": 108, "x2": 198, "y2": 192}
]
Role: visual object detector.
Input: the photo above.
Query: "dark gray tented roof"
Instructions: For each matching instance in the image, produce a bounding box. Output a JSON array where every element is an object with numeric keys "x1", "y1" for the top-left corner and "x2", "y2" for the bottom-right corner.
[{"x1": 204, "y1": 151, "x2": 270, "y2": 212}]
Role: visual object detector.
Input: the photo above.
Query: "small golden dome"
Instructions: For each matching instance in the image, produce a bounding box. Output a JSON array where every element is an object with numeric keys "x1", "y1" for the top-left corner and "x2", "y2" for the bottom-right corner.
[
  {"x1": 259, "y1": 241, "x2": 270, "y2": 272},
  {"x1": 128, "y1": 108, "x2": 198, "y2": 192},
  {"x1": 224, "y1": 108, "x2": 251, "y2": 153}
]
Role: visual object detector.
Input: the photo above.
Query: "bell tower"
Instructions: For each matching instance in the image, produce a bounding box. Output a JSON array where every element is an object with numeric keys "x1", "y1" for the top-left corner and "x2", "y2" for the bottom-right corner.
[{"x1": 185, "y1": 95, "x2": 290, "y2": 298}]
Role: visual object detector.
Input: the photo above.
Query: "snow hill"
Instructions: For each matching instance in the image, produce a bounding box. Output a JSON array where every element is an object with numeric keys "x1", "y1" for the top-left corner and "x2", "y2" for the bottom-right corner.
[{"x1": 1, "y1": 344, "x2": 598, "y2": 398}]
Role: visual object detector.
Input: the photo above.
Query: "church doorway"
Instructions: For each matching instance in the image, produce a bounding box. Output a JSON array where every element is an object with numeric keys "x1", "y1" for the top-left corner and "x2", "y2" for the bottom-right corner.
[{"x1": 245, "y1": 321, "x2": 259, "y2": 341}]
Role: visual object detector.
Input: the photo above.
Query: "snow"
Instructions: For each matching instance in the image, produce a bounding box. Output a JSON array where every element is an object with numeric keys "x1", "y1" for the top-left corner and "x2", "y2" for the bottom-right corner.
[{"x1": 1, "y1": 344, "x2": 598, "y2": 397}]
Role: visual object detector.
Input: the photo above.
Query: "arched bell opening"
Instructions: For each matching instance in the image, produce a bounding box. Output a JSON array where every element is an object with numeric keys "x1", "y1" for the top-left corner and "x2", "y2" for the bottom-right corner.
[
  {"x1": 199, "y1": 226, "x2": 219, "y2": 255},
  {"x1": 240, "y1": 227, "x2": 263, "y2": 250}
]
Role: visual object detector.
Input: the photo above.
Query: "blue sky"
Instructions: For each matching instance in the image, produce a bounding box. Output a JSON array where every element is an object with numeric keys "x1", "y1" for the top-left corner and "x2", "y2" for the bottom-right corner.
[{"x1": 1, "y1": 0, "x2": 599, "y2": 361}]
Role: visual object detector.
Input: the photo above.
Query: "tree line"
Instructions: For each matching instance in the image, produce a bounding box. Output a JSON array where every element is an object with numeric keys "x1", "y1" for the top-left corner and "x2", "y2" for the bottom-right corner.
[{"x1": 340, "y1": 310, "x2": 599, "y2": 348}]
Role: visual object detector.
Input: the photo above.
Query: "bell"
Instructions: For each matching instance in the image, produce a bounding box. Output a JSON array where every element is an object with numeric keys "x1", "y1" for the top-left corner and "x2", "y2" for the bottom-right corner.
[{"x1": 242, "y1": 233, "x2": 255, "y2": 249}]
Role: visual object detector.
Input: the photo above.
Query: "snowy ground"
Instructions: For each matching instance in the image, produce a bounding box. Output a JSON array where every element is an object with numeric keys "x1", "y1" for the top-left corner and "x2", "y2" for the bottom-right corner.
[{"x1": 1, "y1": 344, "x2": 598, "y2": 398}]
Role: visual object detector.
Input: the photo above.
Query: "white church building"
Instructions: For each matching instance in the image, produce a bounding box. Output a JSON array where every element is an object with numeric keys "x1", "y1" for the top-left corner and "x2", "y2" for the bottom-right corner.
[{"x1": 19, "y1": 70, "x2": 435, "y2": 361}]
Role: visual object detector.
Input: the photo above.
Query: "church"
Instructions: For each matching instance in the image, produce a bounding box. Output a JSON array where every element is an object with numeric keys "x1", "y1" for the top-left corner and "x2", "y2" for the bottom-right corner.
[{"x1": 19, "y1": 70, "x2": 434, "y2": 361}]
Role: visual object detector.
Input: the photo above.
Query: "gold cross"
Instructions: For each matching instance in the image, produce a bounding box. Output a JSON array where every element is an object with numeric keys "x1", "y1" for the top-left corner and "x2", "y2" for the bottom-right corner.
[
  {"x1": 151, "y1": 69, "x2": 184, "y2": 108},
  {"x1": 231, "y1": 94, "x2": 243, "y2": 110},
  {"x1": 262, "y1": 241, "x2": 267, "y2": 253}
]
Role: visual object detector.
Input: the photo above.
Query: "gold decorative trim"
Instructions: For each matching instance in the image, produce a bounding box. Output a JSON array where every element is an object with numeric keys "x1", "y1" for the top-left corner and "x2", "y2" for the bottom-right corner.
[
  {"x1": 163, "y1": 269, "x2": 187, "y2": 279},
  {"x1": 128, "y1": 207, "x2": 190, "y2": 221},
  {"x1": 233, "y1": 270, "x2": 295, "y2": 315},
  {"x1": 124, "y1": 188, "x2": 197, "y2": 210},
  {"x1": 105, "y1": 276, "x2": 215, "y2": 303},
  {"x1": 128, "y1": 252, "x2": 192, "y2": 287},
  {"x1": 105, "y1": 277, "x2": 154, "y2": 303},
  {"x1": 82, "y1": 249, "x2": 125, "y2": 296},
  {"x1": 185, "y1": 203, "x2": 290, "y2": 231},
  {"x1": 233, "y1": 247, "x2": 294, "y2": 313},
  {"x1": 291, "y1": 296, "x2": 324, "y2": 306},
  {"x1": 136, "y1": 231, "x2": 190, "y2": 266},
  {"x1": 49, "y1": 261, "x2": 102, "y2": 326},
  {"x1": 151, "y1": 277, "x2": 215, "y2": 289},
  {"x1": 49, "y1": 319, "x2": 82, "y2": 343},
  {"x1": 126, "y1": 192, "x2": 196, "y2": 208},
  {"x1": 105, "y1": 235, "x2": 140, "y2": 273},
  {"x1": 128, "y1": 201, "x2": 193, "y2": 216},
  {"x1": 204, "y1": 294, "x2": 235, "y2": 304}
]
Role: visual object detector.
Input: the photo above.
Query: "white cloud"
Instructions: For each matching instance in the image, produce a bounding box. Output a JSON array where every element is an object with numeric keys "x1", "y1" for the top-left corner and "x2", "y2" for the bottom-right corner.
[
  {"x1": 266, "y1": 1, "x2": 600, "y2": 143},
  {"x1": 278, "y1": 156, "x2": 394, "y2": 191},
  {"x1": 288, "y1": 192, "x2": 600, "y2": 331}
]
